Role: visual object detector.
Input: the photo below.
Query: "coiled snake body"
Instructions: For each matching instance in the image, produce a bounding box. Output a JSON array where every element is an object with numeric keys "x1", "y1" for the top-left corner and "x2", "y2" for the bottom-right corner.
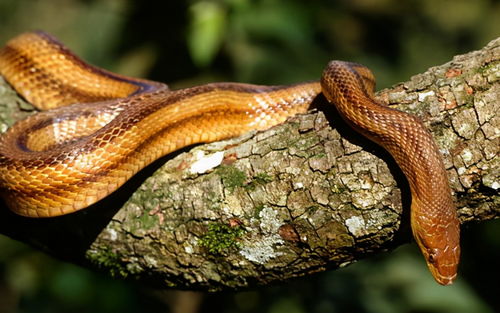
[{"x1": 0, "y1": 32, "x2": 459, "y2": 285}]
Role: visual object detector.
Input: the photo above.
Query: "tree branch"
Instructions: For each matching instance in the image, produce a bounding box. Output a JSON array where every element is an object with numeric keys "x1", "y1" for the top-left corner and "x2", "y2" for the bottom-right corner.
[{"x1": 0, "y1": 37, "x2": 498, "y2": 291}]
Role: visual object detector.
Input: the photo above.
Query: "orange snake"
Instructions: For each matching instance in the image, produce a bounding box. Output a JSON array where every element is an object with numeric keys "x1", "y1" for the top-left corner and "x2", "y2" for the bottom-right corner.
[{"x1": 0, "y1": 31, "x2": 459, "y2": 285}]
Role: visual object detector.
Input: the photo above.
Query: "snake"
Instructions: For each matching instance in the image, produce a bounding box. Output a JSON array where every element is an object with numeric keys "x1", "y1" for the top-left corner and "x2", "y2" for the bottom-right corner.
[{"x1": 0, "y1": 31, "x2": 460, "y2": 285}]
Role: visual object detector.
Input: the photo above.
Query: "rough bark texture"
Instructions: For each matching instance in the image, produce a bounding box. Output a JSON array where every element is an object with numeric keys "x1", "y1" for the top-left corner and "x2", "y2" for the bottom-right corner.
[{"x1": 0, "y1": 37, "x2": 498, "y2": 291}]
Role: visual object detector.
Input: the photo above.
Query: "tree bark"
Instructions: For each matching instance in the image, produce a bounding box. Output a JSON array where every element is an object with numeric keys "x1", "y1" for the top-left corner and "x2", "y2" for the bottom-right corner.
[{"x1": 0, "y1": 37, "x2": 498, "y2": 291}]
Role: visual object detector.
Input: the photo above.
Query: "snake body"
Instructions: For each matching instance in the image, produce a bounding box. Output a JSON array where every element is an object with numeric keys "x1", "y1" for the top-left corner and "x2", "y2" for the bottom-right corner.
[{"x1": 0, "y1": 32, "x2": 459, "y2": 285}]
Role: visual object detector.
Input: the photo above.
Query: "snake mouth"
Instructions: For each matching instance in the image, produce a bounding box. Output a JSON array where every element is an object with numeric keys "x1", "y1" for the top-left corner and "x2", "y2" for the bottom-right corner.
[{"x1": 428, "y1": 264, "x2": 458, "y2": 286}]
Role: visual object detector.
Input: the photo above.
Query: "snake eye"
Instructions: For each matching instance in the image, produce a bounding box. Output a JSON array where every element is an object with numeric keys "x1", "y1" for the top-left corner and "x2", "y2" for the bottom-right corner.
[
  {"x1": 428, "y1": 248, "x2": 439, "y2": 264},
  {"x1": 428, "y1": 253, "x2": 435, "y2": 264}
]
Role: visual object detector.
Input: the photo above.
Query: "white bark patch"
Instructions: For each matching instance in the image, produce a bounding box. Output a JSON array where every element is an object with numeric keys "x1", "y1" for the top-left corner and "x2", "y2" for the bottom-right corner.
[
  {"x1": 239, "y1": 207, "x2": 284, "y2": 264},
  {"x1": 345, "y1": 215, "x2": 366, "y2": 237},
  {"x1": 106, "y1": 228, "x2": 118, "y2": 241},
  {"x1": 189, "y1": 151, "x2": 224, "y2": 174},
  {"x1": 418, "y1": 90, "x2": 435, "y2": 101},
  {"x1": 184, "y1": 245, "x2": 194, "y2": 254},
  {"x1": 460, "y1": 149, "x2": 473, "y2": 163}
]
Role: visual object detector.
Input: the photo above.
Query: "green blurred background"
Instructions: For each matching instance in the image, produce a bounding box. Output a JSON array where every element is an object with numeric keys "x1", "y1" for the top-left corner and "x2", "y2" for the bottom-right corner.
[{"x1": 0, "y1": 0, "x2": 499, "y2": 312}]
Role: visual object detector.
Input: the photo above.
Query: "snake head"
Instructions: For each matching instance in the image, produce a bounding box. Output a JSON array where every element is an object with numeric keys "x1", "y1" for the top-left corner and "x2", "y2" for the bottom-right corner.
[{"x1": 413, "y1": 218, "x2": 461, "y2": 286}]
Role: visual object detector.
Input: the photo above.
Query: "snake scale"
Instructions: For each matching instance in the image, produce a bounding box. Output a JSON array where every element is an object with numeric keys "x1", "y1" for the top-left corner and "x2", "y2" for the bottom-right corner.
[{"x1": 0, "y1": 31, "x2": 460, "y2": 285}]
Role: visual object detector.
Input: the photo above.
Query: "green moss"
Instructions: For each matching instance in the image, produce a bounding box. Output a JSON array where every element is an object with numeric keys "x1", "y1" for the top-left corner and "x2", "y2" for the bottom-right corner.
[
  {"x1": 476, "y1": 61, "x2": 498, "y2": 75},
  {"x1": 217, "y1": 165, "x2": 247, "y2": 191},
  {"x1": 253, "y1": 204, "x2": 265, "y2": 218},
  {"x1": 137, "y1": 211, "x2": 158, "y2": 229},
  {"x1": 331, "y1": 184, "x2": 347, "y2": 194},
  {"x1": 245, "y1": 172, "x2": 274, "y2": 191},
  {"x1": 291, "y1": 134, "x2": 320, "y2": 153},
  {"x1": 254, "y1": 172, "x2": 274, "y2": 184},
  {"x1": 306, "y1": 205, "x2": 319, "y2": 214},
  {"x1": 313, "y1": 152, "x2": 327, "y2": 158},
  {"x1": 462, "y1": 94, "x2": 475, "y2": 108},
  {"x1": 86, "y1": 247, "x2": 131, "y2": 279},
  {"x1": 199, "y1": 223, "x2": 245, "y2": 255},
  {"x1": 216, "y1": 166, "x2": 274, "y2": 192},
  {"x1": 206, "y1": 191, "x2": 222, "y2": 211}
]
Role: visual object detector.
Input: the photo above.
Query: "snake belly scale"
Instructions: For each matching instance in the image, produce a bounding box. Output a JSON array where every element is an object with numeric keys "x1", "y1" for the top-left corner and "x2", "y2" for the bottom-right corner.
[{"x1": 0, "y1": 31, "x2": 459, "y2": 285}]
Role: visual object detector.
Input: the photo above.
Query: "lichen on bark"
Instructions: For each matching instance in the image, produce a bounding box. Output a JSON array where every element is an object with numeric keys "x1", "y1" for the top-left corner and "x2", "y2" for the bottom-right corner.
[{"x1": 0, "y1": 37, "x2": 498, "y2": 291}]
